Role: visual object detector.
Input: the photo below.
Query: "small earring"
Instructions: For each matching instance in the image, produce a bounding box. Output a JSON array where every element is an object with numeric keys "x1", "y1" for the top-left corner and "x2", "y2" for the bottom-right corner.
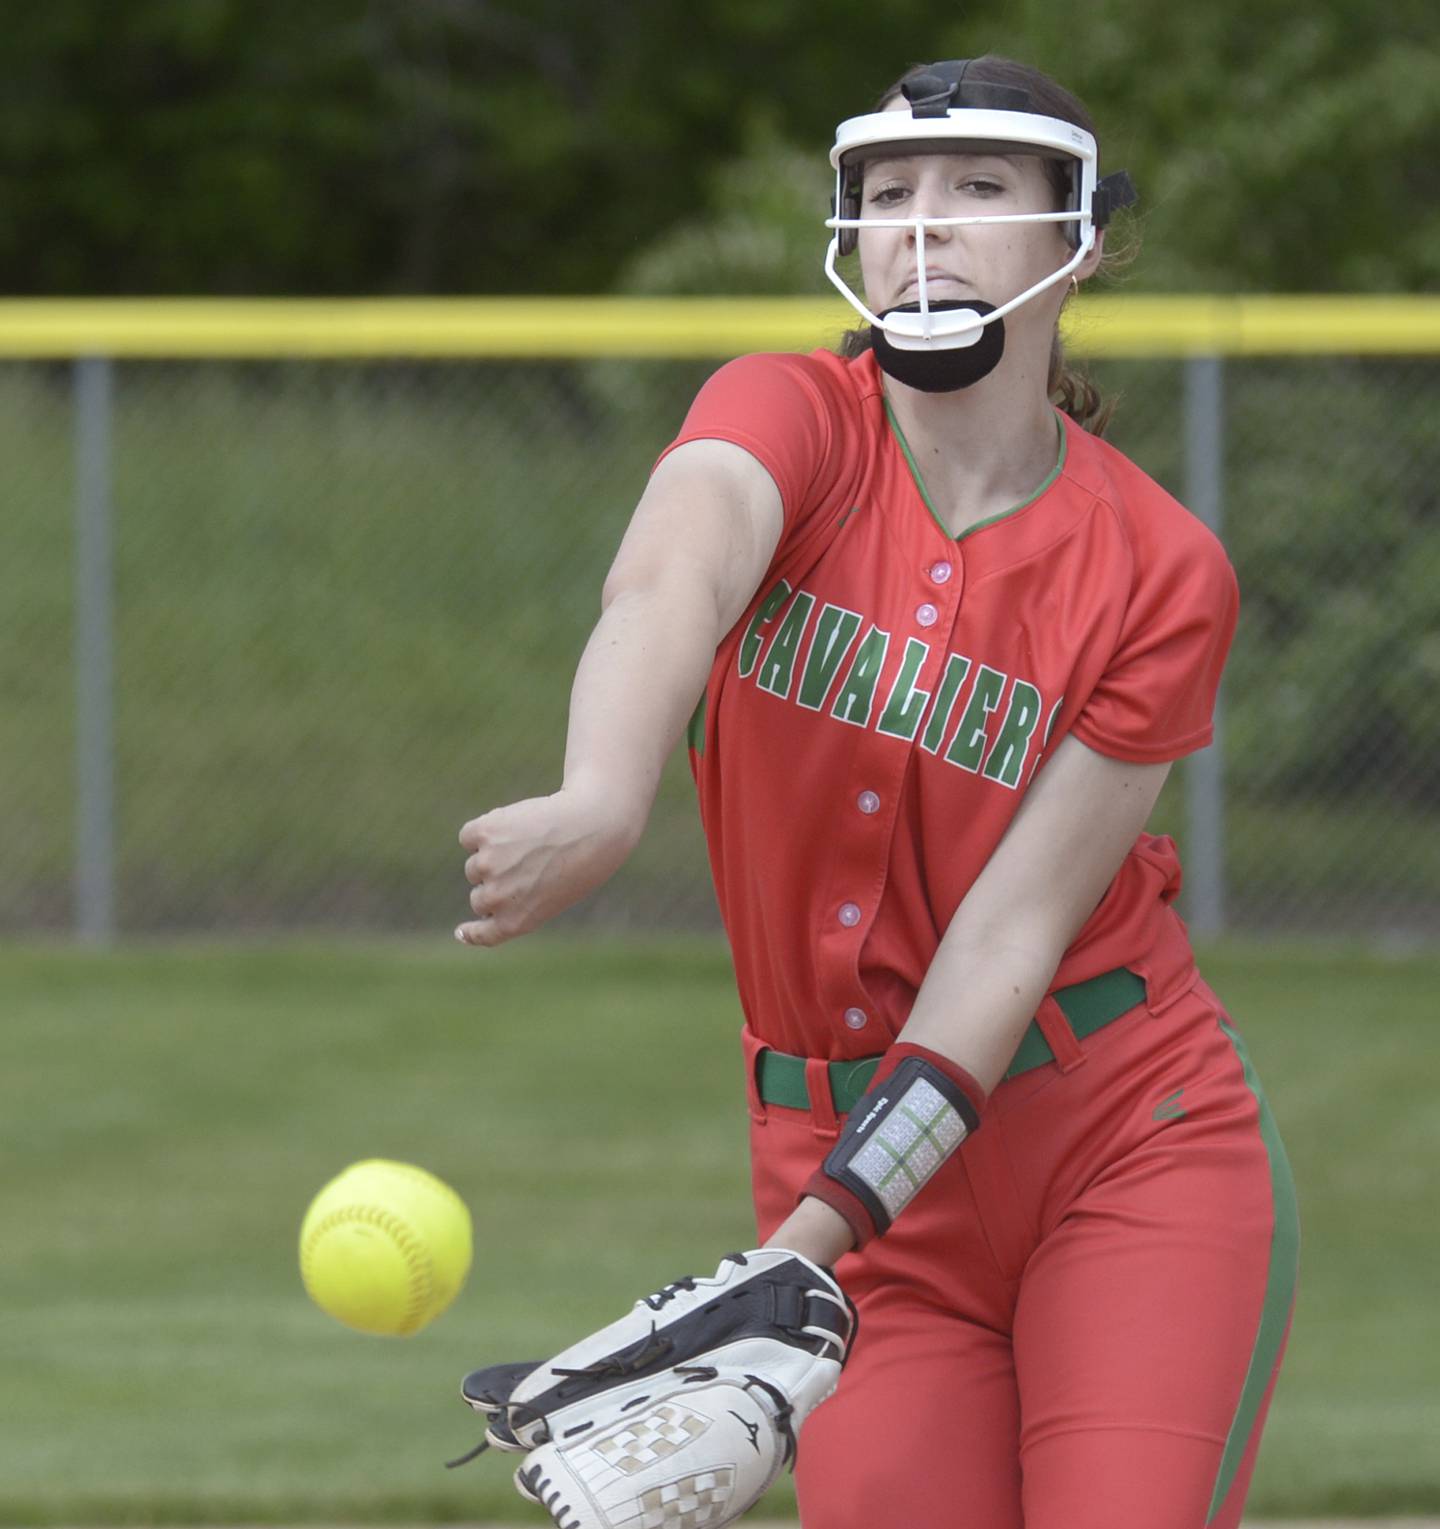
[{"x1": 1068, "y1": 275, "x2": 1080, "y2": 297}]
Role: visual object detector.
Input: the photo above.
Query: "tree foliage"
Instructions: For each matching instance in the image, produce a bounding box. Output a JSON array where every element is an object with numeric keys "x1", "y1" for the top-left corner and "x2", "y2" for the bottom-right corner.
[{"x1": 1, "y1": 0, "x2": 1435, "y2": 295}]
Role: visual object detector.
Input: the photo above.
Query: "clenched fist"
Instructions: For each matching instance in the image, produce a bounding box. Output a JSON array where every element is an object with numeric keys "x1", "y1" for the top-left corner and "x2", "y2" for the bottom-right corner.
[{"x1": 455, "y1": 785, "x2": 642, "y2": 948}]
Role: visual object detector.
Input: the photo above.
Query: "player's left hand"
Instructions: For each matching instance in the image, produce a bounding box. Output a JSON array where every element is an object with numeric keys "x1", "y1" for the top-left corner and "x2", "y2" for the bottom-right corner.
[{"x1": 450, "y1": 1248, "x2": 856, "y2": 1529}]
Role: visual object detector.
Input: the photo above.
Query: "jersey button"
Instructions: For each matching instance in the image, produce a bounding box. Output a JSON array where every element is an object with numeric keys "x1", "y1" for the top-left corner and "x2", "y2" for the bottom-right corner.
[
  {"x1": 915, "y1": 602, "x2": 939, "y2": 627},
  {"x1": 856, "y1": 790, "x2": 880, "y2": 815},
  {"x1": 843, "y1": 1007, "x2": 868, "y2": 1031},
  {"x1": 928, "y1": 561, "x2": 953, "y2": 585},
  {"x1": 838, "y1": 902, "x2": 861, "y2": 927}
]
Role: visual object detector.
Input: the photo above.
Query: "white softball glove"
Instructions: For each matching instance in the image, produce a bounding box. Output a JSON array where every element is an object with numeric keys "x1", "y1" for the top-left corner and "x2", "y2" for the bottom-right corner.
[{"x1": 450, "y1": 1249, "x2": 856, "y2": 1529}]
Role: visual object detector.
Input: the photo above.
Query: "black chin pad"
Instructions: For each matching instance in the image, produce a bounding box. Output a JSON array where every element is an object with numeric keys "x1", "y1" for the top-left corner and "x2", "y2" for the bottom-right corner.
[{"x1": 870, "y1": 301, "x2": 1006, "y2": 392}]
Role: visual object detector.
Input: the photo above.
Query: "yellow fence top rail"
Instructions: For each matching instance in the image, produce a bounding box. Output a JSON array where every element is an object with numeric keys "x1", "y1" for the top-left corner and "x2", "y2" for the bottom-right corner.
[{"x1": 1, "y1": 295, "x2": 1437, "y2": 359}]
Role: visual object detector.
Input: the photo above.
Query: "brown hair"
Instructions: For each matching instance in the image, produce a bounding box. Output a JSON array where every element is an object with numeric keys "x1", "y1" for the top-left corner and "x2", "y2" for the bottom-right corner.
[{"x1": 836, "y1": 55, "x2": 1135, "y2": 437}]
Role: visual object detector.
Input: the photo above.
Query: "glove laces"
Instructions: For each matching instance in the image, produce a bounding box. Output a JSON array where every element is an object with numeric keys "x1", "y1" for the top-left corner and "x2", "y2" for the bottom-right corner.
[{"x1": 643, "y1": 1251, "x2": 749, "y2": 1310}]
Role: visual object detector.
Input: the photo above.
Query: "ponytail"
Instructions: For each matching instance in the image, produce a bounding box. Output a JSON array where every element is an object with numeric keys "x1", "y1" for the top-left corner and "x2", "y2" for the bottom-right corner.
[{"x1": 1048, "y1": 328, "x2": 1116, "y2": 437}]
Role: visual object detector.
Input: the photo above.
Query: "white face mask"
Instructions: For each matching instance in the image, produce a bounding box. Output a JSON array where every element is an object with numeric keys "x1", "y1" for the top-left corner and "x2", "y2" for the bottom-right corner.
[{"x1": 824, "y1": 68, "x2": 1135, "y2": 391}]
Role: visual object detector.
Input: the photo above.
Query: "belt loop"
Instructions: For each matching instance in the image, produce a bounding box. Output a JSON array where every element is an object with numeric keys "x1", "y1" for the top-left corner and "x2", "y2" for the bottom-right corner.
[
  {"x1": 1034, "y1": 994, "x2": 1087, "y2": 1074},
  {"x1": 804, "y1": 1057, "x2": 840, "y2": 1141},
  {"x1": 743, "y1": 1028, "x2": 770, "y2": 1126}
]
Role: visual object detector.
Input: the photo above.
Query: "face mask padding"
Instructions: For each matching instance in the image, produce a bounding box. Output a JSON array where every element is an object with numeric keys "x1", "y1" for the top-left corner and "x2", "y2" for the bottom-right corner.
[{"x1": 869, "y1": 301, "x2": 1007, "y2": 393}]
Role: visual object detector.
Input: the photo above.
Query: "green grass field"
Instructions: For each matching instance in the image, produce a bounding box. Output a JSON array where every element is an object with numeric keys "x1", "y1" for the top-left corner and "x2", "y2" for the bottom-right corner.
[{"x1": 1, "y1": 936, "x2": 1437, "y2": 1524}]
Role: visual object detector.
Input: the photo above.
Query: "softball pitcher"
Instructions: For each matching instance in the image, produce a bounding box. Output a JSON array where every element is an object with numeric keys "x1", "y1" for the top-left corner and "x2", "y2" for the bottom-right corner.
[{"x1": 454, "y1": 54, "x2": 1300, "y2": 1529}]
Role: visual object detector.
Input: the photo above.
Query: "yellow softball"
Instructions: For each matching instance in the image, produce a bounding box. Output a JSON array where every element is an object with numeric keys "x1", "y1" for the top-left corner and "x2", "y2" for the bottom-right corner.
[{"x1": 299, "y1": 1159, "x2": 472, "y2": 1336}]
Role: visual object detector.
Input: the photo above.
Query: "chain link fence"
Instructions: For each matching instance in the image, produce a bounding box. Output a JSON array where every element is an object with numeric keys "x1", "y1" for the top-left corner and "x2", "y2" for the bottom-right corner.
[{"x1": 3, "y1": 346, "x2": 1438, "y2": 939}]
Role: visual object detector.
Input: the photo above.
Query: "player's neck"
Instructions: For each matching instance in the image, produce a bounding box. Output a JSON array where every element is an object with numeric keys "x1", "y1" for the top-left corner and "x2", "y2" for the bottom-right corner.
[{"x1": 881, "y1": 357, "x2": 1061, "y2": 538}]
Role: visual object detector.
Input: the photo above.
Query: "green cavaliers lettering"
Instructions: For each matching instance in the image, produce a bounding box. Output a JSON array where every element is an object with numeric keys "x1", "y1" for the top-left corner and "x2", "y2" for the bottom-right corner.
[{"x1": 739, "y1": 580, "x2": 1051, "y2": 791}]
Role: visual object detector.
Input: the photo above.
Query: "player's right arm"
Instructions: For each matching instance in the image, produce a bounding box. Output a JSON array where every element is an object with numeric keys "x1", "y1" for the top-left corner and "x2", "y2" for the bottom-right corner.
[{"x1": 455, "y1": 439, "x2": 782, "y2": 947}]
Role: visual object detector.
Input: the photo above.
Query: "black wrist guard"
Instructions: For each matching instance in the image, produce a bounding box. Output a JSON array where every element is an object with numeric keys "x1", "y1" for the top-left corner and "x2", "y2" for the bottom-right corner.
[{"x1": 811, "y1": 1055, "x2": 982, "y2": 1241}]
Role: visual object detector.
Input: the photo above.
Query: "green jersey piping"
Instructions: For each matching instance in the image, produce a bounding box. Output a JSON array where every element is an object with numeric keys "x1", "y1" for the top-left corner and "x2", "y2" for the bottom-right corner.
[{"x1": 884, "y1": 401, "x2": 1067, "y2": 543}]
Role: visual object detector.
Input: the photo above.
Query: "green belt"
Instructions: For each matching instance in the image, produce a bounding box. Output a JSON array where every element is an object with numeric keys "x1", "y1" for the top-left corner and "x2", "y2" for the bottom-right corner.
[{"x1": 755, "y1": 967, "x2": 1147, "y2": 1116}]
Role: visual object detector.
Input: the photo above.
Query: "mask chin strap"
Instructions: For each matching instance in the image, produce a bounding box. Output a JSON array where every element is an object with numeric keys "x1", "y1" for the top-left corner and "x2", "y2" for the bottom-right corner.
[{"x1": 870, "y1": 300, "x2": 1007, "y2": 392}]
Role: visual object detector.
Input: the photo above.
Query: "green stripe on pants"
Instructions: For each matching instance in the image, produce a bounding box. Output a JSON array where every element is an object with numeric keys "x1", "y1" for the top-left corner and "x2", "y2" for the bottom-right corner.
[{"x1": 1208, "y1": 1017, "x2": 1302, "y2": 1523}]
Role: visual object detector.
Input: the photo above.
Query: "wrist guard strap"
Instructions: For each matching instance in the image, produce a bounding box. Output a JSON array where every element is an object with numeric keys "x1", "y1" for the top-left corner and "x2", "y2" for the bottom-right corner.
[{"x1": 802, "y1": 1044, "x2": 986, "y2": 1249}]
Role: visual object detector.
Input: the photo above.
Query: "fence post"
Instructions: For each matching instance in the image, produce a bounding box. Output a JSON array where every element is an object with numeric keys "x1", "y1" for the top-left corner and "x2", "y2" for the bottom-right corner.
[
  {"x1": 1183, "y1": 354, "x2": 1226, "y2": 939},
  {"x1": 74, "y1": 356, "x2": 116, "y2": 944}
]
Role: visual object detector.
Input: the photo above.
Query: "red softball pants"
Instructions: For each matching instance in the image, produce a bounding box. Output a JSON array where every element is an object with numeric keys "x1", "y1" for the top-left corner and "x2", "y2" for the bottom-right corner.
[{"x1": 745, "y1": 976, "x2": 1300, "y2": 1529}]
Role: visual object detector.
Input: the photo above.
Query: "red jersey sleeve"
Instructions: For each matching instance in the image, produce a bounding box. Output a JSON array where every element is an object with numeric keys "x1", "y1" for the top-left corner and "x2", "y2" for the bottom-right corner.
[
  {"x1": 653, "y1": 352, "x2": 845, "y2": 529},
  {"x1": 1071, "y1": 513, "x2": 1240, "y2": 764}
]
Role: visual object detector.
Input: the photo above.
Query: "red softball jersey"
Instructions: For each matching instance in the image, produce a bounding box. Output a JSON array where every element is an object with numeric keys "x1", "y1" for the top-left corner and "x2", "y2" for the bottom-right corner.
[{"x1": 657, "y1": 348, "x2": 1238, "y2": 1062}]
